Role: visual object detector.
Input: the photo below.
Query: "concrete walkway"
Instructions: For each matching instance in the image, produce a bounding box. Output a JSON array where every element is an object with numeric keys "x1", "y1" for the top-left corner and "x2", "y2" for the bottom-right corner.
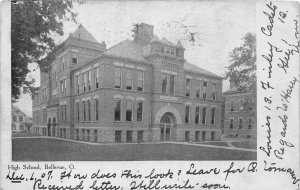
[{"x1": 13, "y1": 136, "x2": 256, "y2": 153}]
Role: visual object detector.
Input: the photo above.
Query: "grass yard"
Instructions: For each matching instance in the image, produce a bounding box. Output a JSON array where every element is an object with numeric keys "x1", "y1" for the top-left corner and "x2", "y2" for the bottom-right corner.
[
  {"x1": 12, "y1": 138, "x2": 256, "y2": 161},
  {"x1": 194, "y1": 141, "x2": 229, "y2": 147},
  {"x1": 231, "y1": 140, "x2": 257, "y2": 150},
  {"x1": 12, "y1": 132, "x2": 40, "y2": 137}
]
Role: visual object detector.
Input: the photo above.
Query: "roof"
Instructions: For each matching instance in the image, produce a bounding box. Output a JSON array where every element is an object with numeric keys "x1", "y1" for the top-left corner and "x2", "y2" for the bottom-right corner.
[
  {"x1": 12, "y1": 105, "x2": 26, "y2": 116},
  {"x1": 71, "y1": 24, "x2": 98, "y2": 43},
  {"x1": 184, "y1": 61, "x2": 222, "y2": 78},
  {"x1": 161, "y1": 37, "x2": 175, "y2": 46},
  {"x1": 104, "y1": 40, "x2": 148, "y2": 63}
]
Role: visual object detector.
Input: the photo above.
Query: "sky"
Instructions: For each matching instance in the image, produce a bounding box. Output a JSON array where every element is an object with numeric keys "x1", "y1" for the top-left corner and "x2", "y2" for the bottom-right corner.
[{"x1": 14, "y1": 1, "x2": 256, "y2": 117}]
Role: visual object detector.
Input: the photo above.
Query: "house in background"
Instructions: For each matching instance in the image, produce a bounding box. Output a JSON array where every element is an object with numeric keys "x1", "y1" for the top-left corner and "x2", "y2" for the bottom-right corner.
[
  {"x1": 222, "y1": 78, "x2": 256, "y2": 139},
  {"x1": 32, "y1": 23, "x2": 223, "y2": 143},
  {"x1": 12, "y1": 105, "x2": 32, "y2": 132}
]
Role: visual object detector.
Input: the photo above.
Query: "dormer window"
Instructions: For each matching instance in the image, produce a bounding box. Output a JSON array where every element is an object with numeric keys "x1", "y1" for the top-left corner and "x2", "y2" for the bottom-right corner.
[{"x1": 163, "y1": 46, "x2": 175, "y2": 55}]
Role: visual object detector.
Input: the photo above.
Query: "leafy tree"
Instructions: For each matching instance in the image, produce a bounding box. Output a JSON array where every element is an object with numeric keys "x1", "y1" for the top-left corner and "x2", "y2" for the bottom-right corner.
[
  {"x1": 224, "y1": 33, "x2": 256, "y2": 91},
  {"x1": 11, "y1": 0, "x2": 83, "y2": 103}
]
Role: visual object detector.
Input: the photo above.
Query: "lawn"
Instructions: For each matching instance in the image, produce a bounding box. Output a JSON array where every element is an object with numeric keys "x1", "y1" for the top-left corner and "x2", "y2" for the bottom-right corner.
[
  {"x1": 231, "y1": 141, "x2": 257, "y2": 150},
  {"x1": 194, "y1": 141, "x2": 229, "y2": 147},
  {"x1": 12, "y1": 138, "x2": 256, "y2": 161},
  {"x1": 12, "y1": 132, "x2": 40, "y2": 137}
]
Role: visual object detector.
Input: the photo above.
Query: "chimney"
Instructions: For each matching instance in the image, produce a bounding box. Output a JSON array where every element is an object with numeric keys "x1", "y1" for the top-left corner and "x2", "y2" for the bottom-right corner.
[
  {"x1": 133, "y1": 23, "x2": 154, "y2": 46},
  {"x1": 229, "y1": 77, "x2": 236, "y2": 89}
]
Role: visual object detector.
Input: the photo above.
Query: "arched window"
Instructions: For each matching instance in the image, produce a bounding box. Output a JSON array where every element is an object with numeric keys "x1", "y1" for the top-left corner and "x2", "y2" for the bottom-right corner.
[
  {"x1": 137, "y1": 101, "x2": 143, "y2": 122},
  {"x1": 185, "y1": 105, "x2": 190, "y2": 123},
  {"x1": 126, "y1": 101, "x2": 133, "y2": 121},
  {"x1": 114, "y1": 99, "x2": 121, "y2": 121},
  {"x1": 211, "y1": 108, "x2": 216, "y2": 125}
]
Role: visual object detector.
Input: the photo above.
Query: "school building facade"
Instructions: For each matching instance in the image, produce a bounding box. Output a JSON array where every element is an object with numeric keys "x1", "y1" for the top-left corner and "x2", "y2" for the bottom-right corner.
[
  {"x1": 222, "y1": 79, "x2": 256, "y2": 139},
  {"x1": 32, "y1": 23, "x2": 223, "y2": 143}
]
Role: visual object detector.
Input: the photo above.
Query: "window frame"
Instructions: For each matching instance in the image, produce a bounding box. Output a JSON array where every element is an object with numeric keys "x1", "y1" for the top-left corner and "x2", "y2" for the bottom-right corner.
[
  {"x1": 185, "y1": 105, "x2": 190, "y2": 124},
  {"x1": 195, "y1": 106, "x2": 200, "y2": 124},
  {"x1": 239, "y1": 99, "x2": 244, "y2": 110},
  {"x1": 248, "y1": 117, "x2": 253, "y2": 129},
  {"x1": 76, "y1": 102, "x2": 80, "y2": 122},
  {"x1": 211, "y1": 107, "x2": 216, "y2": 125},
  {"x1": 169, "y1": 75, "x2": 175, "y2": 95},
  {"x1": 238, "y1": 117, "x2": 243, "y2": 129},
  {"x1": 95, "y1": 67, "x2": 99, "y2": 89},
  {"x1": 162, "y1": 73, "x2": 168, "y2": 94},
  {"x1": 137, "y1": 101, "x2": 143, "y2": 122},
  {"x1": 126, "y1": 69, "x2": 133, "y2": 90},
  {"x1": 95, "y1": 98, "x2": 99, "y2": 121},
  {"x1": 114, "y1": 67, "x2": 122, "y2": 89},
  {"x1": 72, "y1": 52, "x2": 78, "y2": 64},
  {"x1": 137, "y1": 70, "x2": 144, "y2": 91},
  {"x1": 201, "y1": 107, "x2": 207, "y2": 125},
  {"x1": 114, "y1": 99, "x2": 121, "y2": 121},
  {"x1": 185, "y1": 79, "x2": 191, "y2": 97},
  {"x1": 82, "y1": 101, "x2": 86, "y2": 122},
  {"x1": 229, "y1": 117, "x2": 234, "y2": 129},
  {"x1": 126, "y1": 100, "x2": 133, "y2": 122},
  {"x1": 202, "y1": 82, "x2": 207, "y2": 99}
]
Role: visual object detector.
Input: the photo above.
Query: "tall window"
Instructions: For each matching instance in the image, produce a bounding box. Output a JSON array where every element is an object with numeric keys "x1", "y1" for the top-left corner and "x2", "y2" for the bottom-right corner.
[
  {"x1": 126, "y1": 69, "x2": 133, "y2": 90},
  {"x1": 114, "y1": 99, "x2": 121, "y2": 121},
  {"x1": 162, "y1": 74, "x2": 167, "y2": 94},
  {"x1": 76, "y1": 102, "x2": 80, "y2": 122},
  {"x1": 13, "y1": 115, "x2": 17, "y2": 121},
  {"x1": 64, "y1": 80, "x2": 67, "y2": 96},
  {"x1": 64, "y1": 105, "x2": 67, "y2": 121},
  {"x1": 83, "y1": 101, "x2": 86, "y2": 121},
  {"x1": 88, "y1": 71, "x2": 92, "y2": 91},
  {"x1": 137, "y1": 70, "x2": 143, "y2": 91},
  {"x1": 195, "y1": 106, "x2": 200, "y2": 124},
  {"x1": 248, "y1": 118, "x2": 253, "y2": 129},
  {"x1": 185, "y1": 79, "x2": 191, "y2": 97},
  {"x1": 60, "y1": 105, "x2": 64, "y2": 121},
  {"x1": 19, "y1": 115, "x2": 24, "y2": 122},
  {"x1": 137, "y1": 101, "x2": 143, "y2": 122},
  {"x1": 87, "y1": 100, "x2": 91, "y2": 121},
  {"x1": 196, "y1": 83, "x2": 201, "y2": 98},
  {"x1": 185, "y1": 105, "x2": 190, "y2": 123},
  {"x1": 61, "y1": 80, "x2": 64, "y2": 95},
  {"x1": 249, "y1": 99, "x2": 254, "y2": 110},
  {"x1": 212, "y1": 83, "x2": 216, "y2": 100},
  {"x1": 202, "y1": 107, "x2": 206, "y2": 124},
  {"x1": 126, "y1": 101, "x2": 133, "y2": 121},
  {"x1": 230, "y1": 118, "x2": 234, "y2": 129},
  {"x1": 211, "y1": 108, "x2": 215, "y2": 125},
  {"x1": 239, "y1": 100, "x2": 244, "y2": 110},
  {"x1": 83, "y1": 72, "x2": 87, "y2": 92},
  {"x1": 239, "y1": 118, "x2": 243, "y2": 129},
  {"x1": 230, "y1": 100, "x2": 234, "y2": 111},
  {"x1": 203, "y1": 82, "x2": 207, "y2": 99},
  {"x1": 72, "y1": 53, "x2": 78, "y2": 64},
  {"x1": 114, "y1": 67, "x2": 121, "y2": 89},
  {"x1": 95, "y1": 99, "x2": 99, "y2": 121},
  {"x1": 63, "y1": 55, "x2": 67, "y2": 68},
  {"x1": 61, "y1": 56, "x2": 65, "y2": 70},
  {"x1": 76, "y1": 75, "x2": 80, "y2": 94},
  {"x1": 170, "y1": 75, "x2": 175, "y2": 95},
  {"x1": 95, "y1": 67, "x2": 99, "y2": 89},
  {"x1": 43, "y1": 109, "x2": 47, "y2": 123}
]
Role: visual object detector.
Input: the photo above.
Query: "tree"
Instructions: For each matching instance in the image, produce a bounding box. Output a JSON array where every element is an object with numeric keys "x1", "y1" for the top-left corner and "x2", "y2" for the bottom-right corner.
[
  {"x1": 11, "y1": 0, "x2": 84, "y2": 103},
  {"x1": 224, "y1": 33, "x2": 256, "y2": 91}
]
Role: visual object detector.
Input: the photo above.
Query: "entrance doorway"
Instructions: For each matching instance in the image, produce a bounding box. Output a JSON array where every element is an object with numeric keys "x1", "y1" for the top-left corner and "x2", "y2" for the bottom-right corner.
[{"x1": 160, "y1": 112, "x2": 175, "y2": 141}]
